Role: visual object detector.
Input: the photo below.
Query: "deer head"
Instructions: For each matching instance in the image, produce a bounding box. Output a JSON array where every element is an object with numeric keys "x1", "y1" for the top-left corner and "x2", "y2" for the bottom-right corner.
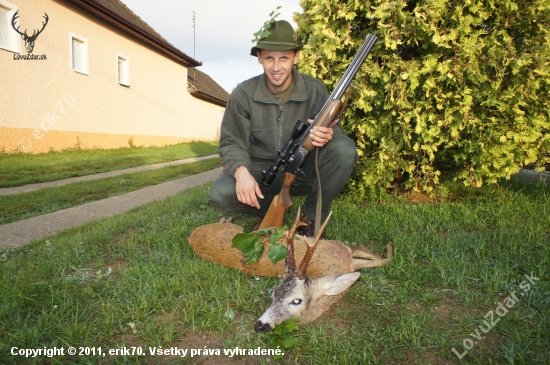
[
  {"x1": 254, "y1": 209, "x2": 362, "y2": 333},
  {"x1": 11, "y1": 11, "x2": 49, "y2": 54}
]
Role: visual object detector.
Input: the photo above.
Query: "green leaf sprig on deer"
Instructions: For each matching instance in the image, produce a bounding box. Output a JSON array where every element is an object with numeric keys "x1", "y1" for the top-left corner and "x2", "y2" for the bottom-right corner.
[{"x1": 231, "y1": 226, "x2": 288, "y2": 264}]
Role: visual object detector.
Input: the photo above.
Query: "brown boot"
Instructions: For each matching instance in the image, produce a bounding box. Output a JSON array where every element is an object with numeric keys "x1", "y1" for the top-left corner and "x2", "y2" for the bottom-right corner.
[{"x1": 296, "y1": 214, "x2": 315, "y2": 237}]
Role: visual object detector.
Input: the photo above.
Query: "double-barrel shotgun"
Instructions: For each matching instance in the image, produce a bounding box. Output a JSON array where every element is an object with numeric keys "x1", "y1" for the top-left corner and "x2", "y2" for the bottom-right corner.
[{"x1": 259, "y1": 34, "x2": 378, "y2": 229}]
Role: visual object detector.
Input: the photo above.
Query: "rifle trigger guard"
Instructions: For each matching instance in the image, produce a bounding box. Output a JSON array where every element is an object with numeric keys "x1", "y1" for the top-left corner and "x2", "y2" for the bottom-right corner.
[{"x1": 292, "y1": 170, "x2": 305, "y2": 187}]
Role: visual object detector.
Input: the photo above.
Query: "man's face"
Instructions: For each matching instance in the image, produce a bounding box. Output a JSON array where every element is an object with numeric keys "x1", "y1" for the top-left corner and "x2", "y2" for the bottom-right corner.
[{"x1": 257, "y1": 49, "x2": 300, "y2": 93}]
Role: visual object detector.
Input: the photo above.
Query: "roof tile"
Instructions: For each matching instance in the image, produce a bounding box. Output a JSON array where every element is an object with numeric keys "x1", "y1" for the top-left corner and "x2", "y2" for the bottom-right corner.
[{"x1": 188, "y1": 68, "x2": 230, "y2": 106}]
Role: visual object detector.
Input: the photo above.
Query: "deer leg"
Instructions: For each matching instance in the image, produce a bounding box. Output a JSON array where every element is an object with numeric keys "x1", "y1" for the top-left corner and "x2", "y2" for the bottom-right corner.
[
  {"x1": 351, "y1": 247, "x2": 381, "y2": 260},
  {"x1": 351, "y1": 242, "x2": 393, "y2": 270},
  {"x1": 352, "y1": 257, "x2": 390, "y2": 269},
  {"x1": 218, "y1": 217, "x2": 234, "y2": 223}
]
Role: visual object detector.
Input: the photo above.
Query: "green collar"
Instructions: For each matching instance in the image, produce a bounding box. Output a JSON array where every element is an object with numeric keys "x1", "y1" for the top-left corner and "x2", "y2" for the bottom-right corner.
[{"x1": 254, "y1": 68, "x2": 308, "y2": 104}]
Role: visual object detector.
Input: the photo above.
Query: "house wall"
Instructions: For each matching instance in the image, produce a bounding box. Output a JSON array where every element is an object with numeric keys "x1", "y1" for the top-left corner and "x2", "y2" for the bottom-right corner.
[{"x1": 0, "y1": 0, "x2": 223, "y2": 153}]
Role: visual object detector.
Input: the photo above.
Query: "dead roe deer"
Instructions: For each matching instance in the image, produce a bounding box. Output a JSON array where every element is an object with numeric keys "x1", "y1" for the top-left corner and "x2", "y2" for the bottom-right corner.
[{"x1": 189, "y1": 208, "x2": 392, "y2": 332}]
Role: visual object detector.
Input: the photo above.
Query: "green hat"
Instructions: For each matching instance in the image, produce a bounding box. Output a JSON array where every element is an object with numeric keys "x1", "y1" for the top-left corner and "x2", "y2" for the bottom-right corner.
[{"x1": 251, "y1": 20, "x2": 303, "y2": 57}]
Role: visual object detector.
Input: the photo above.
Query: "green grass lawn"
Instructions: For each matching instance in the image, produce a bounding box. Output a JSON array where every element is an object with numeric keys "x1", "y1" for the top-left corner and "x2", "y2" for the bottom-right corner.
[
  {"x1": 0, "y1": 178, "x2": 548, "y2": 364},
  {"x1": 0, "y1": 158, "x2": 221, "y2": 225},
  {"x1": 0, "y1": 141, "x2": 218, "y2": 188}
]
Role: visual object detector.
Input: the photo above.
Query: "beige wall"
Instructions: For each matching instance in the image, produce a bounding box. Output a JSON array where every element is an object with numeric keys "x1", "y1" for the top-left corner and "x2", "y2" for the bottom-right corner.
[{"x1": 0, "y1": 0, "x2": 223, "y2": 153}]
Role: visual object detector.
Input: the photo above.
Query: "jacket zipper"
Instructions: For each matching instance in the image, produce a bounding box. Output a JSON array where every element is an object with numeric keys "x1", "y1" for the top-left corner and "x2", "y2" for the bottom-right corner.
[{"x1": 277, "y1": 105, "x2": 283, "y2": 149}]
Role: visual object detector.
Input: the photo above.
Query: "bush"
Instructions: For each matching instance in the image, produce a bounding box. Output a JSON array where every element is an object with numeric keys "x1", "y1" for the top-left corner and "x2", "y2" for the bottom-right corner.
[{"x1": 295, "y1": 0, "x2": 550, "y2": 195}]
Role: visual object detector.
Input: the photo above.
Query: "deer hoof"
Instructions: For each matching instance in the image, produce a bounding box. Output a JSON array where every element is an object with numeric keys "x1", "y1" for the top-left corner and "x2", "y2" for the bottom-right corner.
[{"x1": 218, "y1": 217, "x2": 235, "y2": 224}]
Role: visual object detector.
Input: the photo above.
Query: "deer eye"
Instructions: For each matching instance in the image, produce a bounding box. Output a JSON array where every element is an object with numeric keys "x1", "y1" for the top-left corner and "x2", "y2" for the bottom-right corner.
[{"x1": 291, "y1": 299, "x2": 302, "y2": 305}]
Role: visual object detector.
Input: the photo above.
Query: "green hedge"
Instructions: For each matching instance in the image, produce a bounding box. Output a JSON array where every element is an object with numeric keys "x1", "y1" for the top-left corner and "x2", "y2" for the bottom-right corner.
[{"x1": 295, "y1": 0, "x2": 550, "y2": 195}]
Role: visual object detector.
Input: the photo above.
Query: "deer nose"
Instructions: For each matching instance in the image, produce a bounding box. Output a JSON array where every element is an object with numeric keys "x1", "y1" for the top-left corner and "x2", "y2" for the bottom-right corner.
[{"x1": 254, "y1": 321, "x2": 273, "y2": 333}]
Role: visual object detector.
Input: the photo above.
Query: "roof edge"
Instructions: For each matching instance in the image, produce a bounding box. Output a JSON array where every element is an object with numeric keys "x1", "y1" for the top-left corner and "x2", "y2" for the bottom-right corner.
[
  {"x1": 187, "y1": 86, "x2": 228, "y2": 108},
  {"x1": 65, "y1": 0, "x2": 201, "y2": 68}
]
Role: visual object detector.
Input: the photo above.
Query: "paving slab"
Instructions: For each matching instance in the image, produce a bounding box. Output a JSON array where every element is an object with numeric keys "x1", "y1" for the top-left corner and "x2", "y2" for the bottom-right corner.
[
  {"x1": 0, "y1": 167, "x2": 223, "y2": 250},
  {"x1": 0, "y1": 154, "x2": 219, "y2": 196}
]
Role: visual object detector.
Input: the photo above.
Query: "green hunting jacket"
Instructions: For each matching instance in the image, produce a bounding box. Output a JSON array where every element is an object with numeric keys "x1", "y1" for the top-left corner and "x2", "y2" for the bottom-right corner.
[{"x1": 218, "y1": 68, "x2": 345, "y2": 176}]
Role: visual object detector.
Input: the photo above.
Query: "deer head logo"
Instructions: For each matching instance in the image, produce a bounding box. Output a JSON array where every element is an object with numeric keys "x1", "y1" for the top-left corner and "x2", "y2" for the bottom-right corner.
[{"x1": 11, "y1": 11, "x2": 49, "y2": 54}]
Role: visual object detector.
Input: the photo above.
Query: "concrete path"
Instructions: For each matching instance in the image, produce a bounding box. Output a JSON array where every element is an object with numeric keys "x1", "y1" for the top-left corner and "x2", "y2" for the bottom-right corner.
[
  {"x1": 0, "y1": 154, "x2": 219, "y2": 196},
  {"x1": 0, "y1": 167, "x2": 223, "y2": 250},
  {"x1": 1, "y1": 157, "x2": 546, "y2": 250}
]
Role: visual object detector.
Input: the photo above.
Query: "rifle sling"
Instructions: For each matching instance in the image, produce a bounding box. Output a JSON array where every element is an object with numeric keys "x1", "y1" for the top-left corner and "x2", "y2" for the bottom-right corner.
[
  {"x1": 330, "y1": 86, "x2": 354, "y2": 128},
  {"x1": 314, "y1": 86, "x2": 355, "y2": 235},
  {"x1": 315, "y1": 85, "x2": 354, "y2": 234},
  {"x1": 314, "y1": 148, "x2": 322, "y2": 236}
]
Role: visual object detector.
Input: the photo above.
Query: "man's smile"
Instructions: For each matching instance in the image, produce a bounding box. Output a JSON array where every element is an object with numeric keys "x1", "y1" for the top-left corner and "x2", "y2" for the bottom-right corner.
[{"x1": 270, "y1": 72, "x2": 283, "y2": 82}]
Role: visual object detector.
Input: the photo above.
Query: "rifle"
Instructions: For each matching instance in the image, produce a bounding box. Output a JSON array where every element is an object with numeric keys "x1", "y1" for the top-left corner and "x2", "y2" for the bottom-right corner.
[{"x1": 258, "y1": 34, "x2": 378, "y2": 229}]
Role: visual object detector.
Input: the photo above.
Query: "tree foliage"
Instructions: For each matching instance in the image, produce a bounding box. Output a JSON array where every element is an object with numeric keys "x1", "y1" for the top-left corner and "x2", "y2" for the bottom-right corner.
[{"x1": 295, "y1": 0, "x2": 550, "y2": 195}]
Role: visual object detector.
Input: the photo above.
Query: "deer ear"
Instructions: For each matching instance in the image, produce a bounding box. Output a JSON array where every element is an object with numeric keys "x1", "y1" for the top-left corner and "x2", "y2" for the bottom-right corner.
[{"x1": 320, "y1": 272, "x2": 361, "y2": 296}]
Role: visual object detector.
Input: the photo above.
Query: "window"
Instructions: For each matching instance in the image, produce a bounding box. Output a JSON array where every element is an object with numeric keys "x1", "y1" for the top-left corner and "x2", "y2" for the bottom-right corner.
[
  {"x1": 0, "y1": 0, "x2": 21, "y2": 53},
  {"x1": 117, "y1": 53, "x2": 130, "y2": 86},
  {"x1": 69, "y1": 32, "x2": 88, "y2": 74}
]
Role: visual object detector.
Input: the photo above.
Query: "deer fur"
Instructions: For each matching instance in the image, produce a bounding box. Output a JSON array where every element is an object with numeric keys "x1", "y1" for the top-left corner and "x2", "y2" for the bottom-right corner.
[
  {"x1": 253, "y1": 270, "x2": 364, "y2": 332},
  {"x1": 188, "y1": 210, "x2": 392, "y2": 332},
  {"x1": 188, "y1": 220, "x2": 392, "y2": 278}
]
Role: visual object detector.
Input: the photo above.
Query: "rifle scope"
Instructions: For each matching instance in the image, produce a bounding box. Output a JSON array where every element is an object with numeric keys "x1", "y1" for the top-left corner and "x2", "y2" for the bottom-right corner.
[{"x1": 261, "y1": 120, "x2": 308, "y2": 186}]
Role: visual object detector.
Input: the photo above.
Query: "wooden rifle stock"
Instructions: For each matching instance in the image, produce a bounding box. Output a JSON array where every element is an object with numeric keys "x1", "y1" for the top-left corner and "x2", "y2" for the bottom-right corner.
[
  {"x1": 300, "y1": 99, "x2": 342, "y2": 152},
  {"x1": 259, "y1": 172, "x2": 297, "y2": 229}
]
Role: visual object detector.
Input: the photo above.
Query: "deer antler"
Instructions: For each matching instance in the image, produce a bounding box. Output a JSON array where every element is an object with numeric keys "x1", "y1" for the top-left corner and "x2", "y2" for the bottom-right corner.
[
  {"x1": 11, "y1": 11, "x2": 26, "y2": 37},
  {"x1": 32, "y1": 13, "x2": 49, "y2": 39},
  {"x1": 11, "y1": 11, "x2": 48, "y2": 39},
  {"x1": 284, "y1": 207, "x2": 306, "y2": 275},
  {"x1": 297, "y1": 211, "x2": 333, "y2": 278}
]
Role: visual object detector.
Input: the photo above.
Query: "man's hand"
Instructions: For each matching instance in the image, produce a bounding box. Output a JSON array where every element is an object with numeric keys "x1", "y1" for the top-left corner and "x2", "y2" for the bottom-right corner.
[
  {"x1": 308, "y1": 119, "x2": 333, "y2": 147},
  {"x1": 234, "y1": 166, "x2": 264, "y2": 209}
]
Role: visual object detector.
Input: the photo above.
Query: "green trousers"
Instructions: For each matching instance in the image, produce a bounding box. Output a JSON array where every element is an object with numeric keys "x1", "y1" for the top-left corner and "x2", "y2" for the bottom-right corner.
[{"x1": 209, "y1": 134, "x2": 358, "y2": 222}]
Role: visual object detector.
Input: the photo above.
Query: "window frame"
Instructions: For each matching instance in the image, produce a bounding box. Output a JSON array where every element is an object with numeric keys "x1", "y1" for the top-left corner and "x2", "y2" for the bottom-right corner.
[
  {"x1": 0, "y1": 0, "x2": 22, "y2": 53},
  {"x1": 117, "y1": 53, "x2": 130, "y2": 86},
  {"x1": 69, "y1": 32, "x2": 89, "y2": 75}
]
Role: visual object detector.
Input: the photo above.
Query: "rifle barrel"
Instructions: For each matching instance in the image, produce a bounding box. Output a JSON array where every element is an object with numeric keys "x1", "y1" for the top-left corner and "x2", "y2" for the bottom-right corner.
[
  {"x1": 299, "y1": 34, "x2": 377, "y2": 145},
  {"x1": 331, "y1": 34, "x2": 377, "y2": 100}
]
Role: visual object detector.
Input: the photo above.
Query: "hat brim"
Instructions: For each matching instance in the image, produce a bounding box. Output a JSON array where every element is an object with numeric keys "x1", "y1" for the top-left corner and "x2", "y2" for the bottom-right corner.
[{"x1": 250, "y1": 42, "x2": 303, "y2": 57}]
